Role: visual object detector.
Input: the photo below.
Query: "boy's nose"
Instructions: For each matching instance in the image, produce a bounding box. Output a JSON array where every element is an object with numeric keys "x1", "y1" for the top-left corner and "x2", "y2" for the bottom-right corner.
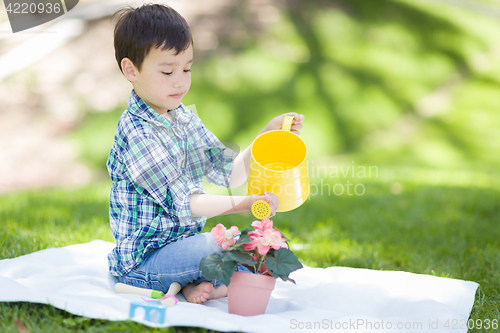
[
  {"x1": 174, "y1": 80, "x2": 190, "y2": 90},
  {"x1": 173, "y1": 77, "x2": 186, "y2": 88},
  {"x1": 173, "y1": 72, "x2": 190, "y2": 89}
]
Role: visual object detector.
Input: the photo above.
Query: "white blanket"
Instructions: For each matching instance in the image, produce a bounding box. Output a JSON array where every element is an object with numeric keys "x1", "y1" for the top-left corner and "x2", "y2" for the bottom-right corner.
[{"x1": 0, "y1": 240, "x2": 478, "y2": 332}]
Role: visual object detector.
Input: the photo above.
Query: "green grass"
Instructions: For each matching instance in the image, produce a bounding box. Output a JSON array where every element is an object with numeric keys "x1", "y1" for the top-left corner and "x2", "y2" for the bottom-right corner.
[{"x1": 0, "y1": 167, "x2": 499, "y2": 332}]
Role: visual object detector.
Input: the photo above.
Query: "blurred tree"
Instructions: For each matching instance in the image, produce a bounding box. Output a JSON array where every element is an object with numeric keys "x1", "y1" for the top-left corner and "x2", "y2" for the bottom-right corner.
[
  {"x1": 73, "y1": 0, "x2": 500, "y2": 173},
  {"x1": 184, "y1": 0, "x2": 500, "y2": 168}
]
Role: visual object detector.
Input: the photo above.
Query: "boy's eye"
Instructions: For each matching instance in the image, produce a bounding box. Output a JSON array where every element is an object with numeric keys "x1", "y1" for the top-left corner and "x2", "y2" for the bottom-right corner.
[
  {"x1": 184, "y1": 69, "x2": 191, "y2": 73},
  {"x1": 162, "y1": 72, "x2": 172, "y2": 76}
]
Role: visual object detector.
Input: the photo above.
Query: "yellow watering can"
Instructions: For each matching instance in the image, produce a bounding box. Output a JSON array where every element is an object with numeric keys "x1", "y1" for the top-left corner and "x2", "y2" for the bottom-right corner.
[{"x1": 248, "y1": 116, "x2": 309, "y2": 213}]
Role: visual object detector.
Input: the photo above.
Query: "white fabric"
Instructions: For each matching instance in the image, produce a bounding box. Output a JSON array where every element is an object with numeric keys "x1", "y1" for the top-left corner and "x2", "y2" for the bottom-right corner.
[{"x1": 0, "y1": 240, "x2": 478, "y2": 332}]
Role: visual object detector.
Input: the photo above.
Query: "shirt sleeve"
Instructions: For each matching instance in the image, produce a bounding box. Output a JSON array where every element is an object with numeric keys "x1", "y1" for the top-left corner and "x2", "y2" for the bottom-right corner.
[
  {"x1": 201, "y1": 126, "x2": 239, "y2": 188},
  {"x1": 122, "y1": 135, "x2": 205, "y2": 227}
]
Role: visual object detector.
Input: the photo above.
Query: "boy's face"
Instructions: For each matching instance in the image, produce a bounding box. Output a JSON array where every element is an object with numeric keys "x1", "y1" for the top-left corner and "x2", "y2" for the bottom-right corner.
[{"x1": 125, "y1": 44, "x2": 193, "y2": 113}]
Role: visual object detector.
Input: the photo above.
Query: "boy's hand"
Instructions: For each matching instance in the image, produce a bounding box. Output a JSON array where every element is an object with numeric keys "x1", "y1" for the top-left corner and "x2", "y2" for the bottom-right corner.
[
  {"x1": 259, "y1": 113, "x2": 305, "y2": 136},
  {"x1": 252, "y1": 191, "x2": 280, "y2": 217}
]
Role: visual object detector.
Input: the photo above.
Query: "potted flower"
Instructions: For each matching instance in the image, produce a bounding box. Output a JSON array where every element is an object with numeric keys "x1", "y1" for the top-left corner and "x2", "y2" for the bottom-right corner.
[{"x1": 199, "y1": 218, "x2": 303, "y2": 316}]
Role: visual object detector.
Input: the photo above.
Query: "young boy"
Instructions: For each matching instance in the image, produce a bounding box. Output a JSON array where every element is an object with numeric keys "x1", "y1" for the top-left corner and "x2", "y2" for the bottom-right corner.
[{"x1": 108, "y1": 3, "x2": 304, "y2": 304}]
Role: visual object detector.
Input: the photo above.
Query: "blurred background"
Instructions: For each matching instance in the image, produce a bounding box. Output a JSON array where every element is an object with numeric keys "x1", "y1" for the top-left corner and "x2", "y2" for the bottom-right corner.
[{"x1": 0, "y1": 0, "x2": 499, "y2": 194}]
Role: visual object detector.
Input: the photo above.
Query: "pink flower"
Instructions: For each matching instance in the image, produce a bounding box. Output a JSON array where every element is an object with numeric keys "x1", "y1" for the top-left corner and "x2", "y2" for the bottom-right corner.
[
  {"x1": 264, "y1": 229, "x2": 284, "y2": 249},
  {"x1": 211, "y1": 224, "x2": 240, "y2": 250},
  {"x1": 251, "y1": 218, "x2": 273, "y2": 232},
  {"x1": 242, "y1": 231, "x2": 261, "y2": 252},
  {"x1": 227, "y1": 226, "x2": 240, "y2": 238},
  {"x1": 243, "y1": 227, "x2": 287, "y2": 255},
  {"x1": 211, "y1": 224, "x2": 226, "y2": 244},
  {"x1": 260, "y1": 228, "x2": 286, "y2": 253}
]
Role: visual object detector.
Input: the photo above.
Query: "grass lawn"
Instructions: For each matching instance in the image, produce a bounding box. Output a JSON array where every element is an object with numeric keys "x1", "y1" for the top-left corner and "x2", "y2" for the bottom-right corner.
[{"x1": 0, "y1": 166, "x2": 498, "y2": 332}]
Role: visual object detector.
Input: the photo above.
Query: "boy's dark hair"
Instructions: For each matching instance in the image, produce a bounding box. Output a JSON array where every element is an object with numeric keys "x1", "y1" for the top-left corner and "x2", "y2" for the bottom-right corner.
[{"x1": 112, "y1": 3, "x2": 193, "y2": 73}]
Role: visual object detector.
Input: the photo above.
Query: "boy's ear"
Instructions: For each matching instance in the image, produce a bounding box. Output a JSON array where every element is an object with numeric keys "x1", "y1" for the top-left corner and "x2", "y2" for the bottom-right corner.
[{"x1": 121, "y1": 58, "x2": 139, "y2": 82}]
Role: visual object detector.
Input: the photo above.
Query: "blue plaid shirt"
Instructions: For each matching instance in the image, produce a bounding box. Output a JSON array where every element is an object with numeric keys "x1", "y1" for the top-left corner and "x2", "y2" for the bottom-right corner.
[{"x1": 107, "y1": 90, "x2": 237, "y2": 276}]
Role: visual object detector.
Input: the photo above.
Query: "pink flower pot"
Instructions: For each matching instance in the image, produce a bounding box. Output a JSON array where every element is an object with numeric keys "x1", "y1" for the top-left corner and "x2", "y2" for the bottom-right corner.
[{"x1": 227, "y1": 271, "x2": 276, "y2": 316}]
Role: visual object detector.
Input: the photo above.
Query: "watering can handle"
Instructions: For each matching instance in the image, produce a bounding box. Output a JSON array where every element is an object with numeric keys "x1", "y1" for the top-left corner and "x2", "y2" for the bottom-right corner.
[{"x1": 281, "y1": 116, "x2": 294, "y2": 132}]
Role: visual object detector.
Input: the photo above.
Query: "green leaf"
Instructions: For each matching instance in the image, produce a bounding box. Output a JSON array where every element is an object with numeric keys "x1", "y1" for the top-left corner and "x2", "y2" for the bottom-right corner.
[
  {"x1": 279, "y1": 275, "x2": 297, "y2": 284},
  {"x1": 236, "y1": 228, "x2": 252, "y2": 243},
  {"x1": 267, "y1": 270, "x2": 297, "y2": 284},
  {"x1": 265, "y1": 248, "x2": 303, "y2": 281},
  {"x1": 199, "y1": 253, "x2": 237, "y2": 286},
  {"x1": 223, "y1": 251, "x2": 257, "y2": 266}
]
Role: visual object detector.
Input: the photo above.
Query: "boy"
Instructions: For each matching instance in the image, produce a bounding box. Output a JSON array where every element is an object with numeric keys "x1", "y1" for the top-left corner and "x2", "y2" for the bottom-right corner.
[{"x1": 108, "y1": 3, "x2": 304, "y2": 304}]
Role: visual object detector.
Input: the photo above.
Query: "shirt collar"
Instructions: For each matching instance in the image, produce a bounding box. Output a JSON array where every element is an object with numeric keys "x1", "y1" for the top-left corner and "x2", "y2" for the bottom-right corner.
[{"x1": 127, "y1": 89, "x2": 193, "y2": 127}]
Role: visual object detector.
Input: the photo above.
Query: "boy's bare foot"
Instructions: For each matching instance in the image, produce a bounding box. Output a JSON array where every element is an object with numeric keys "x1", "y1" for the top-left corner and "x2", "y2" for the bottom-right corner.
[{"x1": 182, "y1": 282, "x2": 228, "y2": 304}]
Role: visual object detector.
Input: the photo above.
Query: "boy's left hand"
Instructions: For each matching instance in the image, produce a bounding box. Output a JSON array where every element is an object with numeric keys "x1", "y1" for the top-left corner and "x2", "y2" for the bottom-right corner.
[{"x1": 259, "y1": 113, "x2": 305, "y2": 136}]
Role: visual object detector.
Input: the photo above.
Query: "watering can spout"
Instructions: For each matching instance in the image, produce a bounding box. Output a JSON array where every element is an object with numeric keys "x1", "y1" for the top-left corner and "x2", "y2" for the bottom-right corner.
[{"x1": 248, "y1": 116, "x2": 309, "y2": 213}]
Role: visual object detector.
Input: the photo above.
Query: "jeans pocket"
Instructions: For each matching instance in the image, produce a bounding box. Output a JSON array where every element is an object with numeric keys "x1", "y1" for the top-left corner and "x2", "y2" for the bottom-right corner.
[{"x1": 125, "y1": 269, "x2": 151, "y2": 289}]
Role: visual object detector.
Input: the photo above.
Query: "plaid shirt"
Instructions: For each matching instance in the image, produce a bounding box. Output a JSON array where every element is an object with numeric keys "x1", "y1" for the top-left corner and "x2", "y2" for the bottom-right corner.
[{"x1": 107, "y1": 90, "x2": 237, "y2": 276}]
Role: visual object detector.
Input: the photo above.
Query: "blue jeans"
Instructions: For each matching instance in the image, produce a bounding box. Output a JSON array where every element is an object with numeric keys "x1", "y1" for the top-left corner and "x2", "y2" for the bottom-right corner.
[{"x1": 118, "y1": 232, "x2": 230, "y2": 292}]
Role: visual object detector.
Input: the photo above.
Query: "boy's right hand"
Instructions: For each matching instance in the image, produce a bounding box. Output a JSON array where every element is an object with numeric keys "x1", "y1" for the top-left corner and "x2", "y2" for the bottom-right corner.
[{"x1": 254, "y1": 191, "x2": 280, "y2": 217}]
